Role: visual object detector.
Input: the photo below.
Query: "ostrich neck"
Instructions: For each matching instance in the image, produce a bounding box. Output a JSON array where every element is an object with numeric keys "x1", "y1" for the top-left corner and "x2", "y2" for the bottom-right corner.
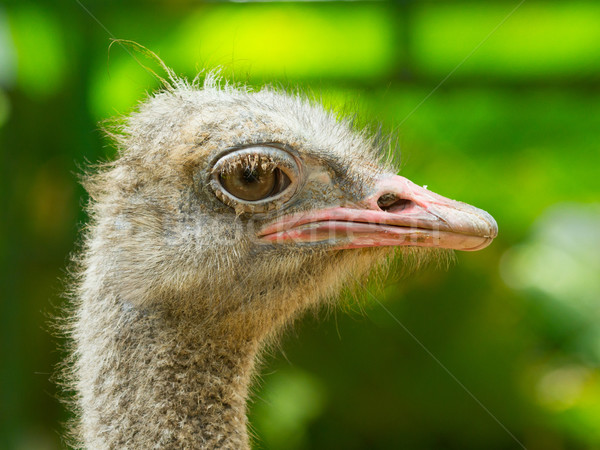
[{"x1": 76, "y1": 293, "x2": 261, "y2": 449}]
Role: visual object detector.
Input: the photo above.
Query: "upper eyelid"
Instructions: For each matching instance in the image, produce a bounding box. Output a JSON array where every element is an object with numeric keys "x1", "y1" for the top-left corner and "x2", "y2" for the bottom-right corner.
[
  {"x1": 218, "y1": 153, "x2": 278, "y2": 174},
  {"x1": 212, "y1": 147, "x2": 299, "y2": 175}
]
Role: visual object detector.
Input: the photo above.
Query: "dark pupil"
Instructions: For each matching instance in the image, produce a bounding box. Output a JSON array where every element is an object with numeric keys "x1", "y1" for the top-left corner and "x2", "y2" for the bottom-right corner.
[{"x1": 243, "y1": 168, "x2": 259, "y2": 184}]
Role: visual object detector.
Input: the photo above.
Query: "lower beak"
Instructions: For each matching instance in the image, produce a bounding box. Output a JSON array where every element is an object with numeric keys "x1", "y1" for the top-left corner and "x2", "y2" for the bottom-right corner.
[{"x1": 257, "y1": 175, "x2": 498, "y2": 252}]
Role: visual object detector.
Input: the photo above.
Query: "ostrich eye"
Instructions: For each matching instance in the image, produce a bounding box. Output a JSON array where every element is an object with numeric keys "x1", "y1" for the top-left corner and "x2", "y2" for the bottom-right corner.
[
  {"x1": 220, "y1": 166, "x2": 290, "y2": 201},
  {"x1": 211, "y1": 146, "x2": 301, "y2": 213}
]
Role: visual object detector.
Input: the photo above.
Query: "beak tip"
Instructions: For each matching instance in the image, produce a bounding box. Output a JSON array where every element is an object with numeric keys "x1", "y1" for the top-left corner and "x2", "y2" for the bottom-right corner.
[{"x1": 482, "y1": 210, "x2": 499, "y2": 239}]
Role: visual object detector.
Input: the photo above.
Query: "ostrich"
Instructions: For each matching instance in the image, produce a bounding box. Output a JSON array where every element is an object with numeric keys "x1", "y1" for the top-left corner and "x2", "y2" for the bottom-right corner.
[{"x1": 67, "y1": 70, "x2": 497, "y2": 449}]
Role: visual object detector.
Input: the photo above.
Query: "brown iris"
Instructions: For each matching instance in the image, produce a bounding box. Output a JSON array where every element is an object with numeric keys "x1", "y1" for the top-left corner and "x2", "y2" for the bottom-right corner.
[{"x1": 220, "y1": 166, "x2": 289, "y2": 201}]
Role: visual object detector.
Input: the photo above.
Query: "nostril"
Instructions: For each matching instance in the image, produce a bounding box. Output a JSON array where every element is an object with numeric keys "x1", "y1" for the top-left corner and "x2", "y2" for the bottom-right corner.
[
  {"x1": 376, "y1": 193, "x2": 413, "y2": 213},
  {"x1": 377, "y1": 193, "x2": 398, "y2": 209}
]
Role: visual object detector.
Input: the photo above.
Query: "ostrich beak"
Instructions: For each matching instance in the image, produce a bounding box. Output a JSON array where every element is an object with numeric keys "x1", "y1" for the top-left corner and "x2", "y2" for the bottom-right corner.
[{"x1": 258, "y1": 175, "x2": 498, "y2": 251}]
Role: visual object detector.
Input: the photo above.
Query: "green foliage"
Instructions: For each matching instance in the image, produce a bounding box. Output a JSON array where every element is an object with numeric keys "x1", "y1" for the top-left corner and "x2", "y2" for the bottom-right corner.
[
  {"x1": 414, "y1": 2, "x2": 600, "y2": 78},
  {"x1": 7, "y1": 5, "x2": 67, "y2": 97}
]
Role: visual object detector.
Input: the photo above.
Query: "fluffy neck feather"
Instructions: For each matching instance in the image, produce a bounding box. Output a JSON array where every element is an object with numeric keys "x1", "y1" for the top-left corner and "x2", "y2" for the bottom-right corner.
[
  {"x1": 75, "y1": 292, "x2": 263, "y2": 449},
  {"x1": 72, "y1": 243, "x2": 356, "y2": 448}
]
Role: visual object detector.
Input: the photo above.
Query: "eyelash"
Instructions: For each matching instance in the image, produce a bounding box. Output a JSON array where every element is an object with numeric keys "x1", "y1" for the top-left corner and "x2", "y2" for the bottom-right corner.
[{"x1": 219, "y1": 153, "x2": 277, "y2": 176}]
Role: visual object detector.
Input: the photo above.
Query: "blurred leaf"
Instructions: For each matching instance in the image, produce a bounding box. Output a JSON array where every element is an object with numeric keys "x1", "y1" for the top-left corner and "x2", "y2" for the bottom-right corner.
[
  {"x1": 414, "y1": 2, "x2": 600, "y2": 79},
  {"x1": 7, "y1": 5, "x2": 67, "y2": 97},
  {"x1": 252, "y1": 369, "x2": 326, "y2": 449},
  {"x1": 167, "y1": 3, "x2": 395, "y2": 80},
  {"x1": 0, "y1": 9, "x2": 17, "y2": 87}
]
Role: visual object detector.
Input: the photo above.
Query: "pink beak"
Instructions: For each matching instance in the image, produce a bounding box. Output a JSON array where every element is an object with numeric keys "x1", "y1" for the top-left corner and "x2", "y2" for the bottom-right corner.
[{"x1": 258, "y1": 175, "x2": 498, "y2": 251}]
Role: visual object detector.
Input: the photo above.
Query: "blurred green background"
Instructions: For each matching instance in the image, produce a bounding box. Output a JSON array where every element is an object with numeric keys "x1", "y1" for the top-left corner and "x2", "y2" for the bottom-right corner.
[{"x1": 1, "y1": 0, "x2": 599, "y2": 449}]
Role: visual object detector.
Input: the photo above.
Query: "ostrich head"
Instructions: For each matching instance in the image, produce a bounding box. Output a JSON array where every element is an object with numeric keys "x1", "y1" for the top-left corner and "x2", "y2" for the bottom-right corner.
[
  {"x1": 85, "y1": 73, "x2": 497, "y2": 341},
  {"x1": 73, "y1": 70, "x2": 498, "y2": 449}
]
